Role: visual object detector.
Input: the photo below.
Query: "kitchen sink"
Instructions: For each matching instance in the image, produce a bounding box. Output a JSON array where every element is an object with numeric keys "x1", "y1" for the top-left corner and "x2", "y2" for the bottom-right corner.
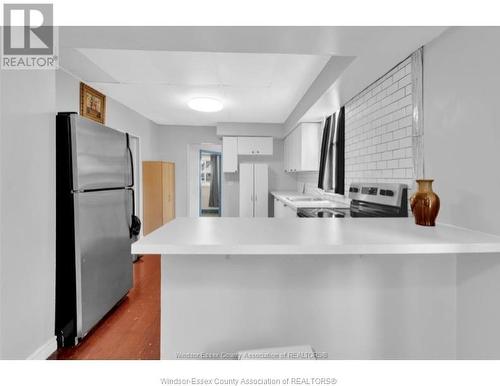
[{"x1": 286, "y1": 197, "x2": 329, "y2": 202}]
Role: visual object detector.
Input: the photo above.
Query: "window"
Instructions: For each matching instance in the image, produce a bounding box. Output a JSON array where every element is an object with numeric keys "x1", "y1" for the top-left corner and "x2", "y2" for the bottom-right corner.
[{"x1": 318, "y1": 106, "x2": 345, "y2": 194}]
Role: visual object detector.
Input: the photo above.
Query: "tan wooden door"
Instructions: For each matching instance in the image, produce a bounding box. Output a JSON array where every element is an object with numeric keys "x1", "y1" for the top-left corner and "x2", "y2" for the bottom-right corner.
[
  {"x1": 142, "y1": 161, "x2": 163, "y2": 235},
  {"x1": 162, "y1": 162, "x2": 175, "y2": 223}
]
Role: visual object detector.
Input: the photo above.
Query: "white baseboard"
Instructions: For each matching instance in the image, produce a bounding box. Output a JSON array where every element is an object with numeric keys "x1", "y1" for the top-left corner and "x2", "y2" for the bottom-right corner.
[{"x1": 26, "y1": 336, "x2": 57, "y2": 360}]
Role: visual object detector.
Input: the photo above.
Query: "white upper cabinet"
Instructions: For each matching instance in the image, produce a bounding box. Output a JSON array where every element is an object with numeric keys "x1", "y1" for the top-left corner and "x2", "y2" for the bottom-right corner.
[
  {"x1": 222, "y1": 137, "x2": 238, "y2": 173},
  {"x1": 284, "y1": 122, "x2": 321, "y2": 173},
  {"x1": 237, "y1": 137, "x2": 273, "y2": 155}
]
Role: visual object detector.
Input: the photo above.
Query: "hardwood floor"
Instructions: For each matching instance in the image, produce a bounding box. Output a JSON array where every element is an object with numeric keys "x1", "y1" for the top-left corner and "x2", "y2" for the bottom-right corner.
[{"x1": 49, "y1": 255, "x2": 161, "y2": 360}]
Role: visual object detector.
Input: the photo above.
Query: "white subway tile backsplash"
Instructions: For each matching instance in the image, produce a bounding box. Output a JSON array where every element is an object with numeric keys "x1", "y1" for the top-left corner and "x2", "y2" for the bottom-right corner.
[
  {"x1": 300, "y1": 56, "x2": 415, "y2": 193},
  {"x1": 398, "y1": 74, "x2": 412, "y2": 88},
  {"x1": 381, "y1": 132, "x2": 393, "y2": 143},
  {"x1": 381, "y1": 151, "x2": 393, "y2": 160},
  {"x1": 393, "y1": 128, "x2": 407, "y2": 140},
  {"x1": 399, "y1": 158, "x2": 413, "y2": 168},
  {"x1": 398, "y1": 116, "x2": 412, "y2": 128},
  {"x1": 399, "y1": 137, "x2": 412, "y2": 148},
  {"x1": 387, "y1": 159, "x2": 399, "y2": 169},
  {"x1": 387, "y1": 140, "x2": 400, "y2": 150},
  {"x1": 382, "y1": 169, "x2": 393, "y2": 178},
  {"x1": 344, "y1": 56, "x2": 414, "y2": 189},
  {"x1": 393, "y1": 149, "x2": 406, "y2": 159}
]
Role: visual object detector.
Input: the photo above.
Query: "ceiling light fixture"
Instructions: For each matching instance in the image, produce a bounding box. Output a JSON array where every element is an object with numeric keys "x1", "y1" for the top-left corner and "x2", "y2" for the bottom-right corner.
[{"x1": 188, "y1": 97, "x2": 223, "y2": 112}]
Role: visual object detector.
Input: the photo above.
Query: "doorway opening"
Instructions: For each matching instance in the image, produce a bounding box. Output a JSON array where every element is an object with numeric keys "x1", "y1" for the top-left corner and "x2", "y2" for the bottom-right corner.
[{"x1": 199, "y1": 150, "x2": 221, "y2": 217}]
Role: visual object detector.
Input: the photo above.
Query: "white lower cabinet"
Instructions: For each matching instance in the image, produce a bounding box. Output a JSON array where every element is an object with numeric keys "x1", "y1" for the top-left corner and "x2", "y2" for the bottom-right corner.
[{"x1": 273, "y1": 197, "x2": 297, "y2": 218}]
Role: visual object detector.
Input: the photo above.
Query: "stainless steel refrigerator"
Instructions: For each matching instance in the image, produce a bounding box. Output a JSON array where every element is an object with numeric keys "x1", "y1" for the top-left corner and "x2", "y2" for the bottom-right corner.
[{"x1": 56, "y1": 112, "x2": 141, "y2": 347}]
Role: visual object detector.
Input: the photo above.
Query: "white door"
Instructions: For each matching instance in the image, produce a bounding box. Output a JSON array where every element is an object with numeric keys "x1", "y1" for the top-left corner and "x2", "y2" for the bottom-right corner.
[
  {"x1": 239, "y1": 163, "x2": 254, "y2": 217},
  {"x1": 253, "y1": 164, "x2": 268, "y2": 217}
]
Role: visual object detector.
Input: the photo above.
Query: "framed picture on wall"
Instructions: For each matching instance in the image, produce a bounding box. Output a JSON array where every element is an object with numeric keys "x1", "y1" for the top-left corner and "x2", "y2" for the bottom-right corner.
[{"x1": 80, "y1": 82, "x2": 106, "y2": 124}]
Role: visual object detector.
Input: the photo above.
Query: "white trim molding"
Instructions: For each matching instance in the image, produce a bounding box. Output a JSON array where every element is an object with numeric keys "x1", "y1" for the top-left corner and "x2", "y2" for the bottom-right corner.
[{"x1": 26, "y1": 336, "x2": 57, "y2": 360}]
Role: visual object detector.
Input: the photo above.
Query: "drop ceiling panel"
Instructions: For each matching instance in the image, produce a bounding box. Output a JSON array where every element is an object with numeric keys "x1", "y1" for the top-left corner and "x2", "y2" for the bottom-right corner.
[
  {"x1": 77, "y1": 49, "x2": 331, "y2": 125},
  {"x1": 215, "y1": 53, "x2": 276, "y2": 87},
  {"x1": 78, "y1": 49, "x2": 220, "y2": 85}
]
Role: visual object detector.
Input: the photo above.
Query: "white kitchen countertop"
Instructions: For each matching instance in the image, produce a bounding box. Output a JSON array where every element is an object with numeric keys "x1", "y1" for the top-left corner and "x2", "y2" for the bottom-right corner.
[
  {"x1": 132, "y1": 217, "x2": 500, "y2": 255},
  {"x1": 271, "y1": 191, "x2": 350, "y2": 209}
]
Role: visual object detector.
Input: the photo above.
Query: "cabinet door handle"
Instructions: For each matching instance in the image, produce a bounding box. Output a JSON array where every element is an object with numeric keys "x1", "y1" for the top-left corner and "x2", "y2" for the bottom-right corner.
[{"x1": 255, "y1": 195, "x2": 257, "y2": 202}]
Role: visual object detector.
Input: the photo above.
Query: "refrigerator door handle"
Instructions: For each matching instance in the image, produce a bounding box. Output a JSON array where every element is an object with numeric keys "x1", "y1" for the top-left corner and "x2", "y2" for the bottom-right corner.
[
  {"x1": 125, "y1": 134, "x2": 141, "y2": 237},
  {"x1": 126, "y1": 133, "x2": 134, "y2": 188},
  {"x1": 128, "y1": 188, "x2": 141, "y2": 238}
]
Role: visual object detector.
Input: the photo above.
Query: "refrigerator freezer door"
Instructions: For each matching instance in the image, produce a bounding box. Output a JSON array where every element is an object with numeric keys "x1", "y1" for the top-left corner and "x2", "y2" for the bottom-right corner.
[
  {"x1": 73, "y1": 189, "x2": 133, "y2": 338},
  {"x1": 71, "y1": 115, "x2": 132, "y2": 191}
]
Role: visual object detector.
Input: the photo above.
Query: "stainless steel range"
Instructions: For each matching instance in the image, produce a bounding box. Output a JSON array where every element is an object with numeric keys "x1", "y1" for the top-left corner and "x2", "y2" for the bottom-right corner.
[{"x1": 297, "y1": 182, "x2": 408, "y2": 218}]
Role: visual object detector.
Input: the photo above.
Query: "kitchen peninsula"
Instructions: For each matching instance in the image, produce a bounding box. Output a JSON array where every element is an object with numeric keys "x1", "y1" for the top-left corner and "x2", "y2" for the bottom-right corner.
[{"x1": 132, "y1": 217, "x2": 500, "y2": 359}]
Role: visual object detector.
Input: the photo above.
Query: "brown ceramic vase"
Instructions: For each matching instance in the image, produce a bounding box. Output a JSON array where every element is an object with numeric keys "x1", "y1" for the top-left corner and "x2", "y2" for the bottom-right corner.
[{"x1": 410, "y1": 179, "x2": 440, "y2": 226}]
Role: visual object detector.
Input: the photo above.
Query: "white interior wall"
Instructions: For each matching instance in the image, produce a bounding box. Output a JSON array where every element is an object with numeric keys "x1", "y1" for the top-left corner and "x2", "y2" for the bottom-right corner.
[
  {"x1": 56, "y1": 70, "x2": 158, "y2": 159},
  {"x1": 153, "y1": 125, "x2": 221, "y2": 217},
  {"x1": 0, "y1": 70, "x2": 57, "y2": 359},
  {"x1": 423, "y1": 26, "x2": 500, "y2": 359}
]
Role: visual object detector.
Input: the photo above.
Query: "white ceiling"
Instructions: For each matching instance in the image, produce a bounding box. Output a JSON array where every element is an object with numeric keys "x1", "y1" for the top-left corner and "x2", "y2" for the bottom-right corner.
[
  {"x1": 77, "y1": 49, "x2": 331, "y2": 125},
  {"x1": 60, "y1": 27, "x2": 447, "y2": 129}
]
